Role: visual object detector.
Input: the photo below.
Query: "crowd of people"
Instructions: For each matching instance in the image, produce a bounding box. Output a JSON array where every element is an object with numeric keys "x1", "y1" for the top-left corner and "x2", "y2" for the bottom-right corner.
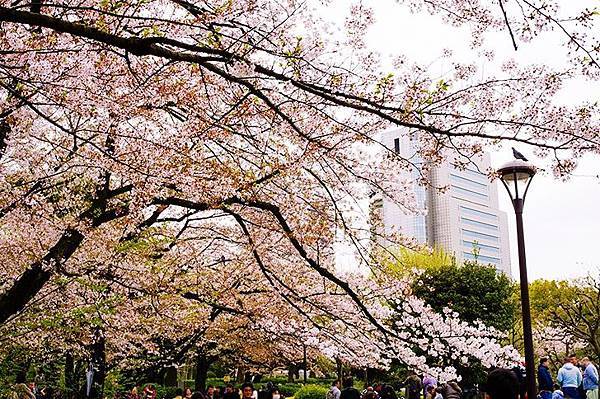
[
  {"x1": 327, "y1": 371, "x2": 525, "y2": 399},
  {"x1": 326, "y1": 375, "x2": 459, "y2": 399},
  {"x1": 538, "y1": 355, "x2": 598, "y2": 399},
  {"x1": 123, "y1": 382, "x2": 284, "y2": 399},
  {"x1": 7, "y1": 355, "x2": 599, "y2": 399}
]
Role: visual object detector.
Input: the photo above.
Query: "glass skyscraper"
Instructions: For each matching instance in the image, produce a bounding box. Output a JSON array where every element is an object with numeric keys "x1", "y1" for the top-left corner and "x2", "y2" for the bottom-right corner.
[{"x1": 371, "y1": 130, "x2": 511, "y2": 275}]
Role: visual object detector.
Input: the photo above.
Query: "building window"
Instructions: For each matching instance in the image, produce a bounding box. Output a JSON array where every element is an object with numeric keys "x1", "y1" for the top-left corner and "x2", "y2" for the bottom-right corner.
[
  {"x1": 462, "y1": 240, "x2": 500, "y2": 255},
  {"x1": 462, "y1": 229, "x2": 499, "y2": 243},
  {"x1": 462, "y1": 168, "x2": 489, "y2": 181},
  {"x1": 459, "y1": 206, "x2": 498, "y2": 221},
  {"x1": 460, "y1": 217, "x2": 499, "y2": 231},
  {"x1": 450, "y1": 185, "x2": 489, "y2": 200},
  {"x1": 450, "y1": 173, "x2": 488, "y2": 190},
  {"x1": 463, "y1": 252, "x2": 501, "y2": 265}
]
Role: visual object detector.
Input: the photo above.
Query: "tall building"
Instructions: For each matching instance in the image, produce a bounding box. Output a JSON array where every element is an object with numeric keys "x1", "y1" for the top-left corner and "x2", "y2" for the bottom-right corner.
[{"x1": 372, "y1": 130, "x2": 511, "y2": 275}]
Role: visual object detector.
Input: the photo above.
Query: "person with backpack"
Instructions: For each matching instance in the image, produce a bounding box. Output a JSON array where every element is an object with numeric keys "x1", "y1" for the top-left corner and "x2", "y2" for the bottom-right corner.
[{"x1": 327, "y1": 381, "x2": 341, "y2": 399}]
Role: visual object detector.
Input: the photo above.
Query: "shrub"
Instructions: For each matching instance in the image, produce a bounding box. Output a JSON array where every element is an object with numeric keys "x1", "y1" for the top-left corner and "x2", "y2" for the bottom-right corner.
[
  {"x1": 277, "y1": 383, "x2": 304, "y2": 397},
  {"x1": 154, "y1": 385, "x2": 180, "y2": 399},
  {"x1": 294, "y1": 385, "x2": 328, "y2": 399}
]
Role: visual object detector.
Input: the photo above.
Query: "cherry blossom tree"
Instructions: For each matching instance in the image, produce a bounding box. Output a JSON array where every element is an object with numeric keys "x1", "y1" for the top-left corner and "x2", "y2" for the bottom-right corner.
[{"x1": 0, "y1": 0, "x2": 598, "y2": 388}]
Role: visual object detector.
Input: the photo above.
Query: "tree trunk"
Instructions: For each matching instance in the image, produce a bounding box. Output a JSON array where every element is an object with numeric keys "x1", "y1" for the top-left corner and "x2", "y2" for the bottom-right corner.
[
  {"x1": 65, "y1": 352, "x2": 75, "y2": 399},
  {"x1": 164, "y1": 367, "x2": 178, "y2": 387},
  {"x1": 195, "y1": 351, "x2": 211, "y2": 392},
  {"x1": 15, "y1": 358, "x2": 30, "y2": 384},
  {"x1": 0, "y1": 229, "x2": 84, "y2": 324},
  {"x1": 287, "y1": 364, "x2": 297, "y2": 383},
  {"x1": 90, "y1": 330, "x2": 106, "y2": 399},
  {"x1": 336, "y1": 358, "x2": 343, "y2": 381}
]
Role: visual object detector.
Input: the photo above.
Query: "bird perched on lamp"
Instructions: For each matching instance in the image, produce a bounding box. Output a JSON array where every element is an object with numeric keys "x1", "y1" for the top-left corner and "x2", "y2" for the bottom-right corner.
[{"x1": 512, "y1": 147, "x2": 529, "y2": 162}]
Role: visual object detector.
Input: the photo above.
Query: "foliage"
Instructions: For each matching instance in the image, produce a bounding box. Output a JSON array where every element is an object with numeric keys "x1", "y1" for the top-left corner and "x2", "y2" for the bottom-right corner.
[
  {"x1": 386, "y1": 248, "x2": 517, "y2": 332},
  {"x1": 294, "y1": 385, "x2": 329, "y2": 399},
  {"x1": 155, "y1": 385, "x2": 182, "y2": 399},
  {"x1": 528, "y1": 279, "x2": 578, "y2": 323},
  {"x1": 385, "y1": 247, "x2": 455, "y2": 277},
  {"x1": 314, "y1": 356, "x2": 337, "y2": 377},
  {"x1": 383, "y1": 249, "x2": 518, "y2": 386},
  {"x1": 530, "y1": 276, "x2": 600, "y2": 361},
  {"x1": 276, "y1": 383, "x2": 306, "y2": 397}
]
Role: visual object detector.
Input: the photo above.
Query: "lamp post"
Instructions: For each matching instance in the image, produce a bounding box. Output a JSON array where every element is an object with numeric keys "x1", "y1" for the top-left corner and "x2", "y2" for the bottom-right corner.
[{"x1": 497, "y1": 159, "x2": 537, "y2": 399}]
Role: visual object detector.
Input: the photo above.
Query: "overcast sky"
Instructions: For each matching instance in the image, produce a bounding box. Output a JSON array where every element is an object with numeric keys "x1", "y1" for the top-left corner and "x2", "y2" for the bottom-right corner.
[{"x1": 329, "y1": 1, "x2": 600, "y2": 281}]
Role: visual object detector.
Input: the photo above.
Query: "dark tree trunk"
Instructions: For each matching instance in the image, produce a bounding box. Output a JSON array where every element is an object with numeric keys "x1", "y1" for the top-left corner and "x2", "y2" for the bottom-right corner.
[
  {"x1": 195, "y1": 351, "x2": 211, "y2": 392},
  {"x1": 336, "y1": 358, "x2": 343, "y2": 381},
  {"x1": 15, "y1": 358, "x2": 30, "y2": 384},
  {"x1": 0, "y1": 117, "x2": 9, "y2": 158},
  {"x1": 65, "y1": 352, "x2": 75, "y2": 399},
  {"x1": 90, "y1": 330, "x2": 106, "y2": 399},
  {"x1": 236, "y1": 367, "x2": 245, "y2": 383},
  {"x1": 0, "y1": 229, "x2": 84, "y2": 324},
  {"x1": 164, "y1": 367, "x2": 178, "y2": 387}
]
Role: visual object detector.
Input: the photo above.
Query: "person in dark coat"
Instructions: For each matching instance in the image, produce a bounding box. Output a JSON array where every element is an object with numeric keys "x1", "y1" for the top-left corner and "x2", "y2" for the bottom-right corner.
[
  {"x1": 484, "y1": 369, "x2": 519, "y2": 399},
  {"x1": 340, "y1": 378, "x2": 361, "y2": 399},
  {"x1": 539, "y1": 357, "x2": 555, "y2": 399}
]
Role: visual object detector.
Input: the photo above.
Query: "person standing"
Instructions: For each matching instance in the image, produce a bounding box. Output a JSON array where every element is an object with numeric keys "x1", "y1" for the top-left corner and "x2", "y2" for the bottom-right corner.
[
  {"x1": 557, "y1": 357, "x2": 583, "y2": 399},
  {"x1": 539, "y1": 357, "x2": 555, "y2": 399},
  {"x1": 207, "y1": 386, "x2": 216, "y2": 399},
  {"x1": 401, "y1": 372, "x2": 422, "y2": 399},
  {"x1": 327, "y1": 380, "x2": 341, "y2": 399},
  {"x1": 582, "y1": 357, "x2": 599, "y2": 399},
  {"x1": 483, "y1": 369, "x2": 519, "y2": 399},
  {"x1": 143, "y1": 385, "x2": 157, "y2": 399},
  {"x1": 128, "y1": 387, "x2": 140, "y2": 399},
  {"x1": 223, "y1": 384, "x2": 240, "y2": 399},
  {"x1": 379, "y1": 385, "x2": 396, "y2": 399},
  {"x1": 340, "y1": 378, "x2": 360, "y2": 399},
  {"x1": 422, "y1": 375, "x2": 437, "y2": 399},
  {"x1": 241, "y1": 383, "x2": 255, "y2": 399},
  {"x1": 436, "y1": 381, "x2": 462, "y2": 399}
]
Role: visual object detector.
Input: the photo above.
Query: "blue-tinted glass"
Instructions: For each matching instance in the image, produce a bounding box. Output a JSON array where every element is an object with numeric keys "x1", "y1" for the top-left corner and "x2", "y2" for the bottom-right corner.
[
  {"x1": 451, "y1": 185, "x2": 489, "y2": 200},
  {"x1": 462, "y1": 240, "x2": 500, "y2": 255},
  {"x1": 450, "y1": 173, "x2": 488, "y2": 190},
  {"x1": 463, "y1": 252, "x2": 501, "y2": 264},
  {"x1": 462, "y1": 229, "x2": 499, "y2": 243},
  {"x1": 460, "y1": 217, "x2": 498, "y2": 231},
  {"x1": 459, "y1": 206, "x2": 498, "y2": 221}
]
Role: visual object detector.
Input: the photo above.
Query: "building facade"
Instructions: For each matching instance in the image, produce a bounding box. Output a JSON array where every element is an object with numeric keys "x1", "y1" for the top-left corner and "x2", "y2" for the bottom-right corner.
[{"x1": 373, "y1": 130, "x2": 511, "y2": 274}]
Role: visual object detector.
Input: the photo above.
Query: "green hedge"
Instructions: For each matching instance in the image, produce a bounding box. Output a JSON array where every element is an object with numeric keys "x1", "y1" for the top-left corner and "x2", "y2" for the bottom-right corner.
[
  {"x1": 275, "y1": 383, "x2": 304, "y2": 397},
  {"x1": 294, "y1": 385, "x2": 329, "y2": 399}
]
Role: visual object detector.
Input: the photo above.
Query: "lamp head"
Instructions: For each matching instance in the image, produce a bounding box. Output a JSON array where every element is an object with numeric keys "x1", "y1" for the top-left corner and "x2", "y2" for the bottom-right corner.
[{"x1": 497, "y1": 159, "x2": 536, "y2": 202}]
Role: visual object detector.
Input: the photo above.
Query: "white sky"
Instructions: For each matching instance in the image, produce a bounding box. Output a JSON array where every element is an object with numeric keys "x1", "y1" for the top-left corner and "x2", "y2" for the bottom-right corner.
[{"x1": 329, "y1": 0, "x2": 600, "y2": 281}]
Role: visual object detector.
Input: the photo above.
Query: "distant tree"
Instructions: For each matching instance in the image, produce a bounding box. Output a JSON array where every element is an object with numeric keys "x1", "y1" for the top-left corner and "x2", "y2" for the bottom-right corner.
[
  {"x1": 544, "y1": 275, "x2": 600, "y2": 360},
  {"x1": 410, "y1": 259, "x2": 518, "y2": 332},
  {"x1": 382, "y1": 249, "x2": 519, "y2": 388}
]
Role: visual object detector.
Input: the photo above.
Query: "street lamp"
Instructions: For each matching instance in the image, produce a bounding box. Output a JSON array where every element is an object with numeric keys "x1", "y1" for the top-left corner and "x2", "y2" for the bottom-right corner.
[{"x1": 497, "y1": 159, "x2": 537, "y2": 399}]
